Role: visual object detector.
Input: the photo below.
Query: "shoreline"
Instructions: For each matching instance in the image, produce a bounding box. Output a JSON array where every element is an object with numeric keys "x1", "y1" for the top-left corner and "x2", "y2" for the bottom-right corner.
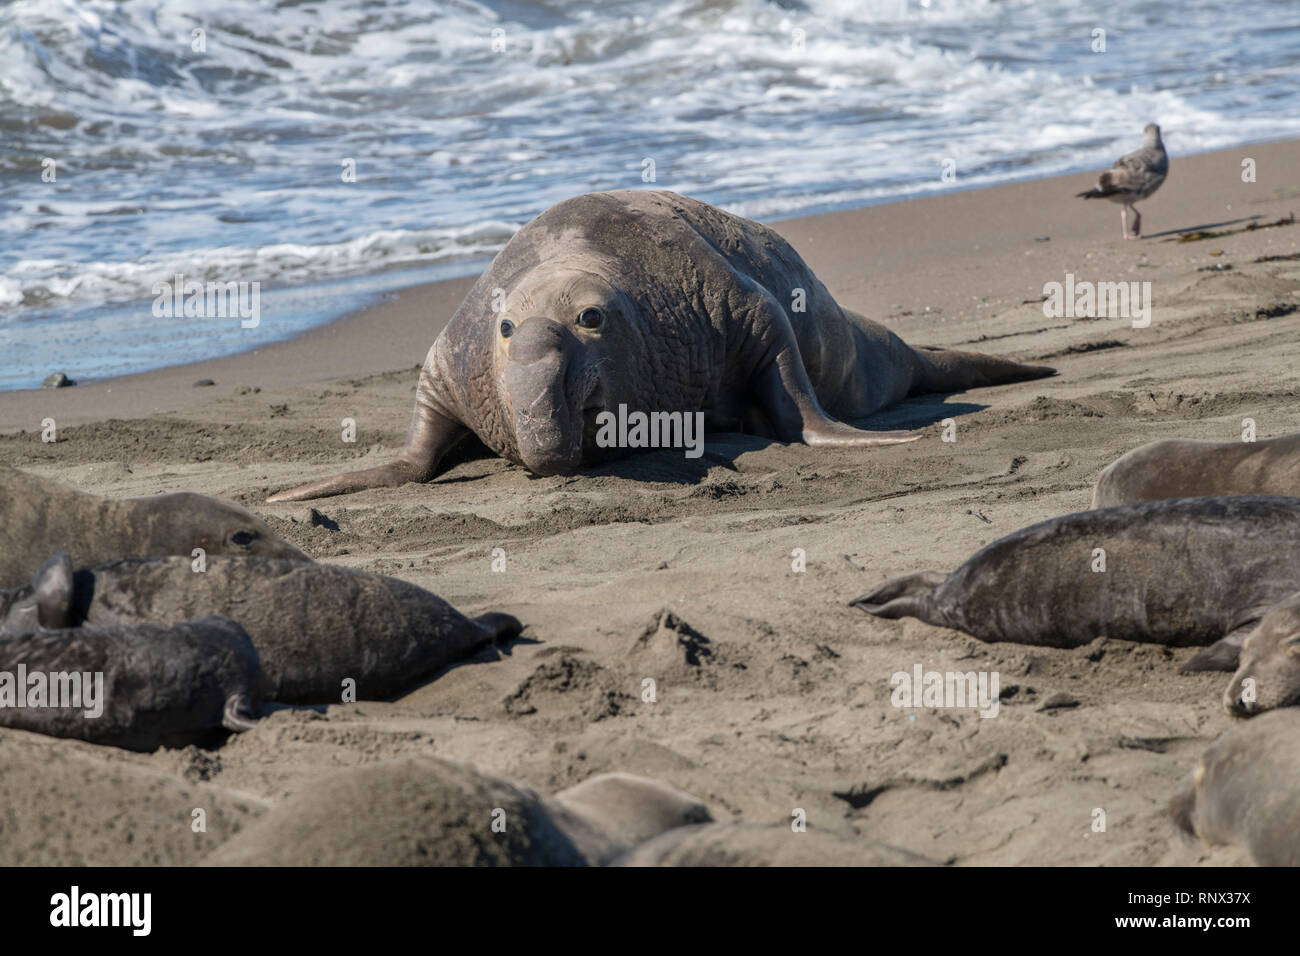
[{"x1": 4, "y1": 136, "x2": 1297, "y2": 430}]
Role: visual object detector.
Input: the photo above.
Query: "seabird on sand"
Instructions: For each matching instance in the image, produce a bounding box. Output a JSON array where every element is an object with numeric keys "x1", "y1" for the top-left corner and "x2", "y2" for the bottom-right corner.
[{"x1": 1077, "y1": 124, "x2": 1168, "y2": 240}]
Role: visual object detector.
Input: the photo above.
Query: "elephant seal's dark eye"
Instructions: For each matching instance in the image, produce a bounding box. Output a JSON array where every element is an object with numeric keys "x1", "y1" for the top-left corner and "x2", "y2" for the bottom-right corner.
[
  {"x1": 500, "y1": 319, "x2": 515, "y2": 338},
  {"x1": 577, "y1": 307, "x2": 604, "y2": 330},
  {"x1": 231, "y1": 531, "x2": 256, "y2": 547}
]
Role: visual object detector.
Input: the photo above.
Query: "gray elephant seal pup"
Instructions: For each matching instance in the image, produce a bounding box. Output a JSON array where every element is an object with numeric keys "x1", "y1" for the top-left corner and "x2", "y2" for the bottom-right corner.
[
  {"x1": 0, "y1": 464, "x2": 308, "y2": 589},
  {"x1": 269, "y1": 190, "x2": 1053, "y2": 501},
  {"x1": 1170, "y1": 709, "x2": 1300, "y2": 865},
  {"x1": 852, "y1": 496, "x2": 1300, "y2": 672},
  {"x1": 613, "y1": 823, "x2": 936, "y2": 866},
  {"x1": 203, "y1": 759, "x2": 710, "y2": 866},
  {"x1": 0, "y1": 614, "x2": 260, "y2": 752},
  {"x1": 1222, "y1": 590, "x2": 1300, "y2": 717},
  {"x1": 1092, "y1": 434, "x2": 1300, "y2": 508},
  {"x1": 1, "y1": 554, "x2": 521, "y2": 704}
]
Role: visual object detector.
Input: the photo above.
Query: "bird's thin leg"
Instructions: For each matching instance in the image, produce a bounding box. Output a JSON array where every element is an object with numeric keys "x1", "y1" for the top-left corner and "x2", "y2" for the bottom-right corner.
[
  {"x1": 1122, "y1": 204, "x2": 1140, "y2": 240},
  {"x1": 1120, "y1": 206, "x2": 1128, "y2": 239}
]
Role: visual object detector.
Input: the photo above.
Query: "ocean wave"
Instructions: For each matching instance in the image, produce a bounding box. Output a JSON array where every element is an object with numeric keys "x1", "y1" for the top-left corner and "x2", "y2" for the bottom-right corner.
[{"x1": 1, "y1": 220, "x2": 518, "y2": 311}]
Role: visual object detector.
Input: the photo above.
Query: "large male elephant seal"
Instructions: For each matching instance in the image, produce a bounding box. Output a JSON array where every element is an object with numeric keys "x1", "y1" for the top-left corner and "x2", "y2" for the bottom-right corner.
[
  {"x1": 0, "y1": 464, "x2": 308, "y2": 589},
  {"x1": 1222, "y1": 590, "x2": 1300, "y2": 717},
  {"x1": 269, "y1": 190, "x2": 1053, "y2": 501},
  {"x1": 1092, "y1": 434, "x2": 1300, "y2": 508},
  {"x1": 202, "y1": 758, "x2": 711, "y2": 866},
  {"x1": 1, "y1": 553, "x2": 521, "y2": 704},
  {"x1": 1170, "y1": 709, "x2": 1300, "y2": 865},
  {"x1": 851, "y1": 496, "x2": 1300, "y2": 671},
  {"x1": 0, "y1": 615, "x2": 261, "y2": 752}
]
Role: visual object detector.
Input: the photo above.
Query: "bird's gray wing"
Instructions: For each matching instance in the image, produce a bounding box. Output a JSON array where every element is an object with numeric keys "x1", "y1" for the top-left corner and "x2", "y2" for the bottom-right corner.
[{"x1": 1080, "y1": 147, "x2": 1167, "y2": 198}]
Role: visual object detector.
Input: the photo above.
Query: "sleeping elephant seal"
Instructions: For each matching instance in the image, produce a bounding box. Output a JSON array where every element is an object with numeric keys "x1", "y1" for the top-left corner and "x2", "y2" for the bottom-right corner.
[
  {"x1": 202, "y1": 759, "x2": 710, "y2": 866},
  {"x1": 1, "y1": 554, "x2": 521, "y2": 704},
  {"x1": 1222, "y1": 590, "x2": 1300, "y2": 717},
  {"x1": 613, "y1": 823, "x2": 937, "y2": 866},
  {"x1": 0, "y1": 615, "x2": 260, "y2": 752},
  {"x1": 851, "y1": 496, "x2": 1300, "y2": 672},
  {"x1": 1092, "y1": 434, "x2": 1300, "y2": 508},
  {"x1": 1170, "y1": 709, "x2": 1300, "y2": 865},
  {"x1": 268, "y1": 190, "x2": 1053, "y2": 501},
  {"x1": 548, "y1": 772, "x2": 712, "y2": 865},
  {"x1": 0, "y1": 464, "x2": 308, "y2": 589}
]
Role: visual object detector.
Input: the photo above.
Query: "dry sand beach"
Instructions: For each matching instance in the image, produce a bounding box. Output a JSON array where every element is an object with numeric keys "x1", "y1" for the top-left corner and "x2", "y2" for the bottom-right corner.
[{"x1": 2, "y1": 139, "x2": 1298, "y2": 866}]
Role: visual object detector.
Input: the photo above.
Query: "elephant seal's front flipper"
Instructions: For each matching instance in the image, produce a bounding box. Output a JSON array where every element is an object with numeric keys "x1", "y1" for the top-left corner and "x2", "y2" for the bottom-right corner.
[
  {"x1": 1182, "y1": 601, "x2": 1285, "y2": 673},
  {"x1": 753, "y1": 348, "x2": 921, "y2": 446},
  {"x1": 0, "y1": 553, "x2": 76, "y2": 636},
  {"x1": 0, "y1": 554, "x2": 78, "y2": 634},
  {"x1": 268, "y1": 379, "x2": 469, "y2": 502},
  {"x1": 749, "y1": 296, "x2": 921, "y2": 447},
  {"x1": 222, "y1": 693, "x2": 260, "y2": 733},
  {"x1": 34, "y1": 553, "x2": 75, "y2": 629},
  {"x1": 472, "y1": 611, "x2": 524, "y2": 643}
]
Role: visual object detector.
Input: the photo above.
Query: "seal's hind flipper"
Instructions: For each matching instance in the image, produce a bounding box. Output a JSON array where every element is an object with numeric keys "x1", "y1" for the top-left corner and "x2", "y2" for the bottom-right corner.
[
  {"x1": 914, "y1": 346, "x2": 1055, "y2": 393},
  {"x1": 473, "y1": 611, "x2": 524, "y2": 644},
  {"x1": 1181, "y1": 619, "x2": 1258, "y2": 673},
  {"x1": 1181, "y1": 628, "x2": 1251, "y2": 673},
  {"x1": 34, "y1": 553, "x2": 75, "y2": 630},
  {"x1": 222, "y1": 693, "x2": 260, "y2": 733},
  {"x1": 849, "y1": 570, "x2": 947, "y2": 623}
]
